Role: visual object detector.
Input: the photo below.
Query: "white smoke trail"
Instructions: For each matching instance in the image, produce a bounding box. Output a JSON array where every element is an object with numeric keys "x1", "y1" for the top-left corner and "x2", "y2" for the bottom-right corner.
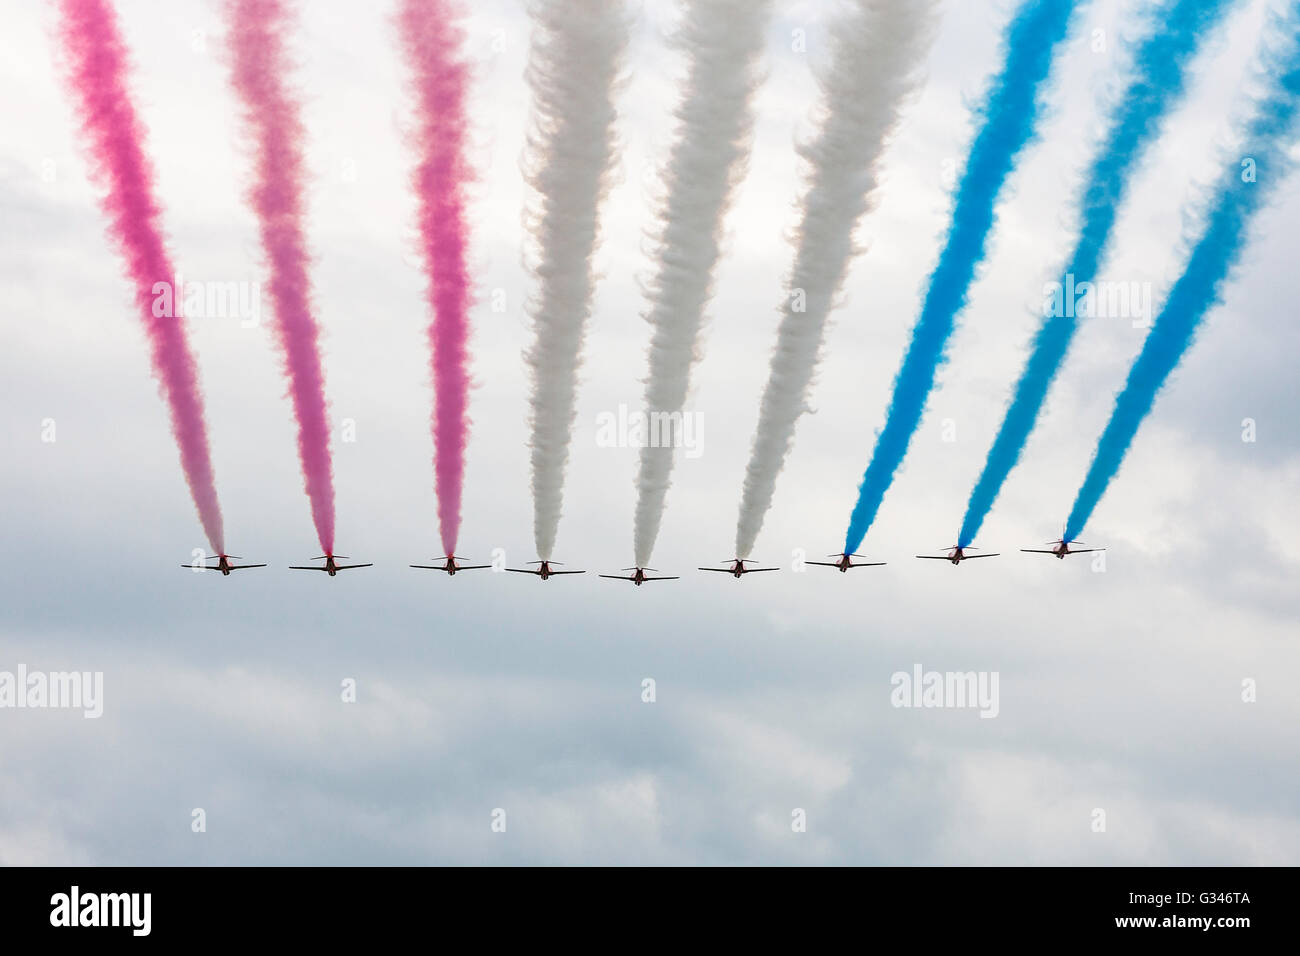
[
  {"x1": 631, "y1": 0, "x2": 774, "y2": 568},
  {"x1": 734, "y1": 0, "x2": 936, "y2": 559},
  {"x1": 522, "y1": 0, "x2": 628, "y2": 561}
]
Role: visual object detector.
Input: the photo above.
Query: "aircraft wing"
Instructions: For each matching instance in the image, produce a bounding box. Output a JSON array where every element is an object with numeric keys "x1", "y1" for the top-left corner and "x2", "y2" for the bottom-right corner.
[
  {"x1": 849, "y1": 562, "x2": 885, "y2": 568},
  {"x1": 641, "y1": 575, "x2": 680, "y2": 581},
  {"x1": 698, "y1": 567, "x2": 734, "y2": 572},
  {"x1": 1020, "y1": 549, "x2": 1056, "y2": 554},
  {"x1": 333, "y1": 563, "x2": 373, "y2": 571},
  {"x1": 505, "y1": 568, "x2": 540, "y2": 574},
  {"x1": 288, "y1": 566, "x2": 329, "y2": 571},
  {"x1": 744, "y1": 567, "x2": 780, "y2": 573},
  {"x1": 915, "y1": 555, "x2": 951, "y2": 560},
  {"x1": 598, "y1": 574, "x2": 635, "y2": 581},
  {"x1": 228, "y1": 564, "x2": 267, "y2": 570},
  {"x1": 1067, "y1": 548, "x2": 1102, "y2": 554},
  {"x1": 457, "y1": 565, "x2": 493, "y2": 570},
  {"x1": 805, "y1": 561, "x2": 841, "y2": 567},
  {"x1": 549, "y1": 570, "x2": 585, "y2": 574},
  {"x1": 963, "y1": 553, "x2": 999, "y2": 559}
]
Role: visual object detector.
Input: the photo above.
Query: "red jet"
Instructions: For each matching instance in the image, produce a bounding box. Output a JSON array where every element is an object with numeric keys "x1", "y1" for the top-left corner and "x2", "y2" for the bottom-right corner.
[
  {"x1": 182, "y1": 554, "x2": 267, "y2": 576},
  {"x1": 410, "y1": 555, "x2": 491, "y2": 576},
  {"x1": 288, "y1": 555, "x2": 374, "y2": 576},
  {"x1": 805, "y1": 552, "x2": 886, "y2": 573},
  {"x1": 506, "y1": 560, "x2": 586, "y2": 580},
  {"x1": 1021, "y1": 539, "x2": 1104, "y2": 560},
  {"x1": 698, "y1": 559, "x2": 779, "y2": 578},
  {"x1": 599, "y1": 567, "x2": 679, "y2": 586},
  {"x1": 915, "y1": 545, "x2": 1000, "y2": 565}
]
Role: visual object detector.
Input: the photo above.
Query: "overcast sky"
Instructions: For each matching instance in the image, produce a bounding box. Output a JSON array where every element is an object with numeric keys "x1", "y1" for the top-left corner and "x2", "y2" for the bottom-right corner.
[{"x1": 1, "y1": 0, "x2": 1297, "y2": 864}]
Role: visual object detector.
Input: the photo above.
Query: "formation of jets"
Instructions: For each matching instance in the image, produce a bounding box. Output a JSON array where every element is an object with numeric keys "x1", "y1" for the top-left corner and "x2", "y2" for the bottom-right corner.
[{"x1": 183, "y1": 540, "x2": 1105, "y2": 578}]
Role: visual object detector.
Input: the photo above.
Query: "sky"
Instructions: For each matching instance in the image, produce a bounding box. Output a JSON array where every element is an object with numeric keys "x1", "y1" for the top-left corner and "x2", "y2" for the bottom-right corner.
[{"x1": 1, "y1": 0, "x2": 1298, "y2": 864}]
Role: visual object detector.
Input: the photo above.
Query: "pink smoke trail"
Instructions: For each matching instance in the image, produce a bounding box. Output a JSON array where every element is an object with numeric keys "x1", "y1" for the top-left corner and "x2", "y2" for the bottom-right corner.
[
  {"x1": 58, "y1": 0, "x2": 225, "y2": 554},
  {"x1": 225, "y1": 0, "x2": 335, "y2": 553},
  {"x1": 397, "y1": 0, "x2": 473, "y2": 557}
]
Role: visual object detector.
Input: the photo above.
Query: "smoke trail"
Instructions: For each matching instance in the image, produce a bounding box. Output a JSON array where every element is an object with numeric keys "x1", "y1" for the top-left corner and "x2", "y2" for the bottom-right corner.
[
  {"x1": 225, "y1": 0, "x2": 336, "y2": 554},
  {"x1": 632, "y1": 0, "x2": 773, "y2": 568},
  {"x1": 522, "y1": 0, "x2": 628, "y2": 562},
  {"x1": 843, "y1": 0, "x2": 1079, "y2": 554},
  {"x1": 58, "y1": 0, "x2": 225, "y2": 554},
  {"x1": 956, "y1": 0, "x2": 1236, "y2": 549},
  {"x1": 1064, "y1": 10, "x2": 1300, "y2": 542},
  {"x1": 397, "y1": 0, "x2": 473, "y2": 558},
  {"x1": 734, "y1": 0, "x2": 937, "y2": 560}
]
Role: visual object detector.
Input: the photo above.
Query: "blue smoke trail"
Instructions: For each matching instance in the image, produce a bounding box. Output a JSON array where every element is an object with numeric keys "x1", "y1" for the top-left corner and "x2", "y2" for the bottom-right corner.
[
  {"x1": 843, "y1": 0, "x2": 1079, "y2": 555},
  {"x1": 957, "y1": 0, "x2": 1237, "y2": 549},
  {"x1": 1064, "y1": 8, "x2": 1300, "y2": 542}
]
